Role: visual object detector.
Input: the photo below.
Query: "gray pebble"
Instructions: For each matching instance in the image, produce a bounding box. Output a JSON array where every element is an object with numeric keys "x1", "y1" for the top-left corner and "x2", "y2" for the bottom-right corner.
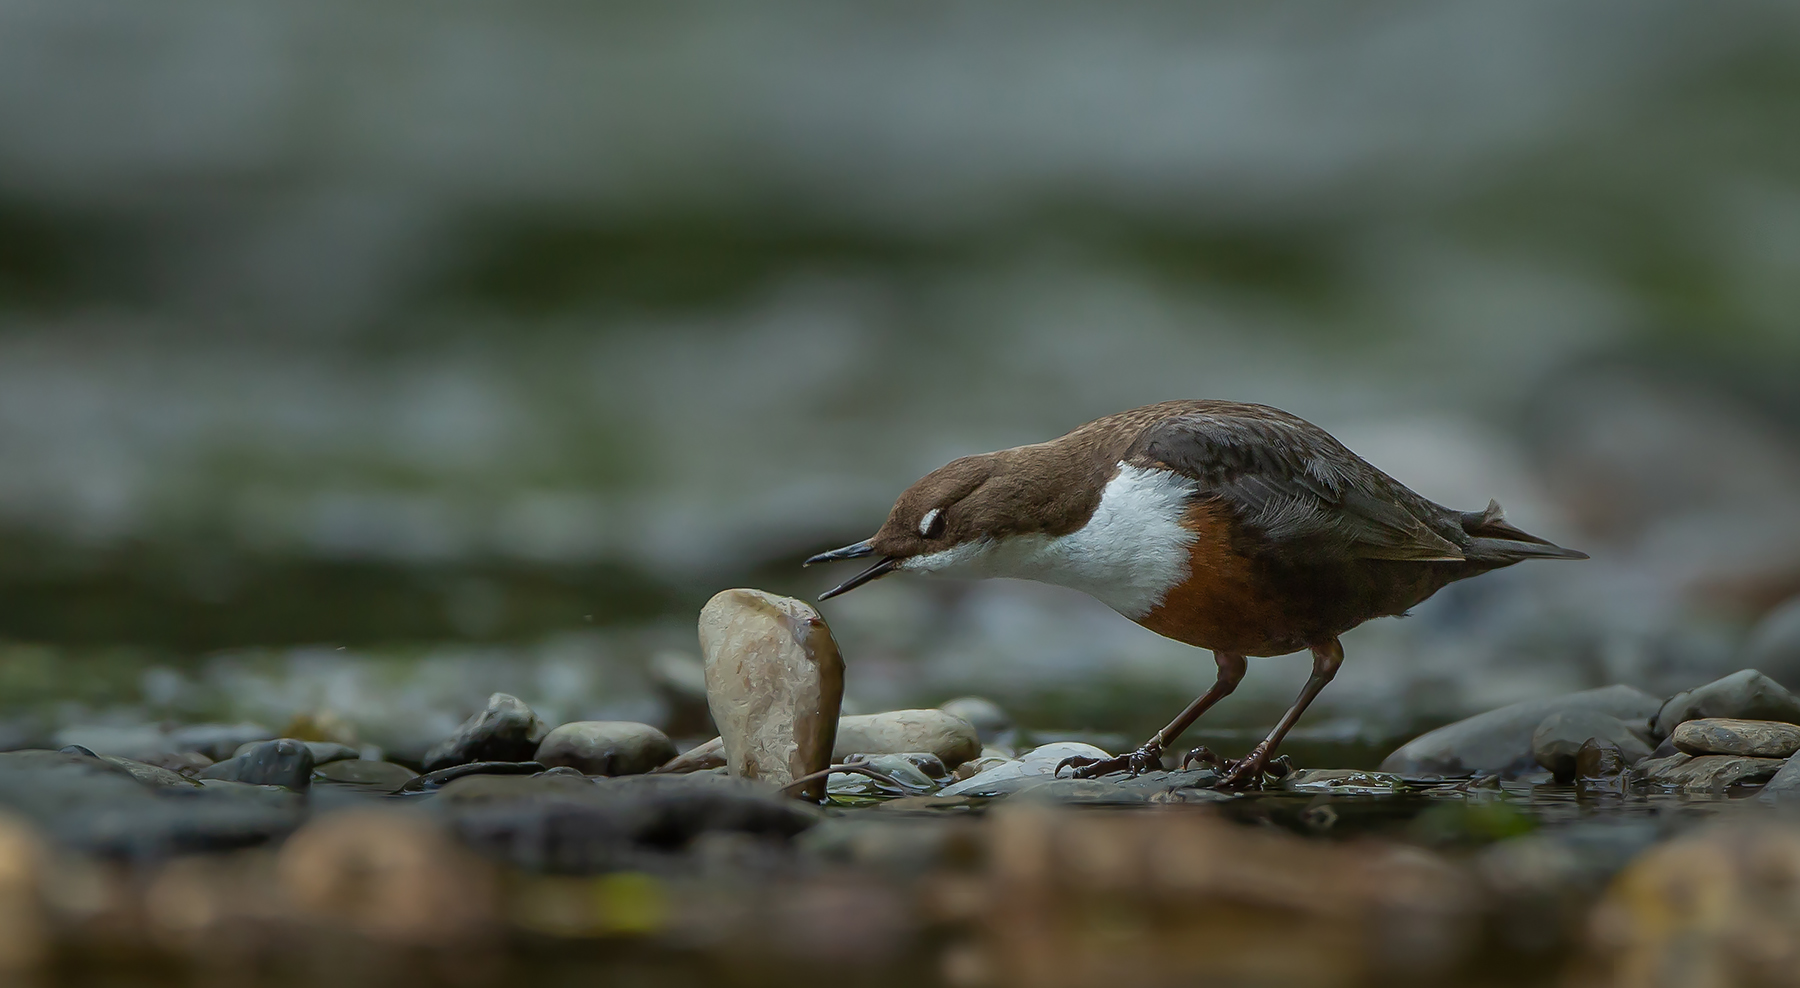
[{"x1": 534, "y1": 721, "x2": 677, "y2": 777}]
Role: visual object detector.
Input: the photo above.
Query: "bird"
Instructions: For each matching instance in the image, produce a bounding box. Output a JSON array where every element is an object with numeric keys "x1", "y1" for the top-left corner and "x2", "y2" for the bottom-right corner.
[{"x1": 803, "y1": 399, "x2": 1587, "y2": 789}]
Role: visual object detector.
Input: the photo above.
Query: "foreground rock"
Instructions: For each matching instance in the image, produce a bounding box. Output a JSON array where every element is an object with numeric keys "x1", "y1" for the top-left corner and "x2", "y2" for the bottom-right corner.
[
  {"x1": 1532, "y1": 711, "x2": 1651, "y2": 783},
  {"x1": 699, "y1": 589, "x2": 844, "y2": 795},
  {"x1": 1670, "y1": 717, "x2": 1800, "y2": 758},
  {"x1": 834, "y1": 710, "x2": 981, "y2": 769},
  {"x1": 422, "y1": 694, "x2": 550, "y2": 773},
  {"x1": 1380, "y1": 685, "x2": 1662, "y2": 778},
  {"x1": 534, "y1": 722, "x2": 676, "y2": 777},
  {"x1": 1653, "y1": 669, "x2": 1800, "y2": 738},
  {"x1": 1586, "y1": 823, "x2": 1800, "y2": 985}
]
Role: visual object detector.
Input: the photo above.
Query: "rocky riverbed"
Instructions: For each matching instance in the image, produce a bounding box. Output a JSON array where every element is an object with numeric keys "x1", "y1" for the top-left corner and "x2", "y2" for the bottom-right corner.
[{"x1": 0, "y1": 589, "x2": 1797, "y2": 988}]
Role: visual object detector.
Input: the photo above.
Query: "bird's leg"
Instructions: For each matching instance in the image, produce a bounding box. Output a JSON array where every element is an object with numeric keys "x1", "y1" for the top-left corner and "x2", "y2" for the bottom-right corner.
[
  {"x1": 1217, "y1": 638, "x2": 1343, "y2": 790},
  {"x1": 1058, "y1": 652, "x2": 1247, "y2": 780}
]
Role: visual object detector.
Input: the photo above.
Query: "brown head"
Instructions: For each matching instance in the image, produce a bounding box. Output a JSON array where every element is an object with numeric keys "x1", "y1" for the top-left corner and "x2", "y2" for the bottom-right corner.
[{"x1": 804, "y1": 440, "x2": 1119, "y2": 600}]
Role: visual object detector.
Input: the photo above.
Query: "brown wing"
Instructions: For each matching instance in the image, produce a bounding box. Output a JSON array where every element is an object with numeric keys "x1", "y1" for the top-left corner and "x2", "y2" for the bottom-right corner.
[{"x1": 1124, "y1": 405, "x2": 1466, "y2": 562}]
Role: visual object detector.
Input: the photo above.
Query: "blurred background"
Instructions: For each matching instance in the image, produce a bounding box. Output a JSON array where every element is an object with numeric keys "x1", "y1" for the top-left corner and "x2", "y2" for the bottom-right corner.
[{"x1": 1, "y1": 0, "x2": 1797, "y2": 762}]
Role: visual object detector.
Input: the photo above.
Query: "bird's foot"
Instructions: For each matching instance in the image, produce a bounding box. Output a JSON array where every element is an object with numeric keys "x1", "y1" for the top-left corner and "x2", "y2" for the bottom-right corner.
[
  {"x1": 1056, "y1": 741, "x2": 1164, "y2": 780},
  {"x1": 1215, "y1": 743, "x2": 1277, "y2": 790},
  {"x1": 1180, "y1": 746, "x2": 1227, "y2": 771}
]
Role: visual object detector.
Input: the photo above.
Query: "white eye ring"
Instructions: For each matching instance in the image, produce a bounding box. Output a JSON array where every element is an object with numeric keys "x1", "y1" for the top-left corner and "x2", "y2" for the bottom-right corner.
[{"x1": 919, "y1": 508, "x2": 943, "y2": 537}]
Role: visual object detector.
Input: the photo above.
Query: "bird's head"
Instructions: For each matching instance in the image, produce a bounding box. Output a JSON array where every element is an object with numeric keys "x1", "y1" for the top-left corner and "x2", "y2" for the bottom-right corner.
[{"x1": 805, "y1": 452, "x2": 1009, "y2": 600}]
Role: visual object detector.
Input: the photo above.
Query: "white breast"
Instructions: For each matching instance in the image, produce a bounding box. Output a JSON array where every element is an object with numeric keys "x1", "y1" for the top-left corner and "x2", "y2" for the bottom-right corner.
[{"x1": 900, "y1": 462, "x2": 1198, "y2": 618}]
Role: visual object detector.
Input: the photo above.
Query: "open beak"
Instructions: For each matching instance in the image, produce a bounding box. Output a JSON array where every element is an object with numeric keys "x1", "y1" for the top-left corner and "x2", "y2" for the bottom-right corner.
[{"x1": 804, "y1": 539, "x2": 900, "y2": 601}]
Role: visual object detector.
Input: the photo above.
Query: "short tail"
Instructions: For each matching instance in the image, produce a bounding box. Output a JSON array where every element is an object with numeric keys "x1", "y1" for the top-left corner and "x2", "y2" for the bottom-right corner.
[{"x1": 1460, "y1": 499, "x2": 1589, "y2": 562}]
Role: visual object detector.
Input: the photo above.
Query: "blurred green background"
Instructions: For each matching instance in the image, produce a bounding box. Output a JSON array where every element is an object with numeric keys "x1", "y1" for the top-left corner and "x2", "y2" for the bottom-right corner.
[{"x1": 0, "y1": 0, "x2": 1797, "y2": 758}]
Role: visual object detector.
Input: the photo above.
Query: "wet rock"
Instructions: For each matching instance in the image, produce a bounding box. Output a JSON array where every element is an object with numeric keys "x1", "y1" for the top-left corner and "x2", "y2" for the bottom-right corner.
[
  {"x1": 1379, "y1": 685, "x2": 1662, "y2": 779},
  {"x1": 422, "y1": 693, "x2": 550, "y2": 773},
  {"x1": 938, "y1": 742, "x2": 1111, "y2": 797},
  {"x1": 653, "y1": 736, "x2": 725, "y2": 774},
  {"x1": 1654, "y1": 669, "x2": 1800, "y2": 738},
  {"x1": 1013, "y1": 769, "x2": 1221, "y2": 805},
  {"x1": 1670, "y1": 717, "x2": 1800, "y2": 758},
  {"x1": 399, "y1": 761, "x2": 545, "y2": 794},
  {"x1": 1746, "y1": 595, "x2": 1800, "y2": 690},
  {"x1": 1639, "y1": 753, "x2": 1783, "y2": 792},
  {"x1": 1532, "y1": 711, "x2": 1651, "y2": 783},
  {"x1": 1575, "y1": 740, "x2": 1630, "y2": 781},
  {"x1": 534, "y1": 722, "x2": 677, "y2": 777},
  {"x1": 199, "y1": 739, "x2": 315, "y2": 791},
  {"x1": 698, "y1": 589, "x2": 844, "y2": 795},
  {"x1": 134, "y1": 751, "x2": 215, "y2": 778},
  {"x1": 938, "y1": 696, "x2": 1014, "y2": 744},
  {"x1": 1586, "y1": 823, "x2": 1800, "y2": 985},
  {"x1": 431, "y1": 771, "x2": 599, "y2": 804},
  {"x1": 278, "y1": 810, "x2": 498, "y2": 946},
  {"x1": 443, "y1": 772, "x2": 821, "y2": 872},
  {"x1": 167, "y1": 722, "x2": 274, "y2": 761},
  {"x1": 834, "y1": 710, "x2": 981, "y2": 769},
  {"x1": 315, "y1": 759, "x2": 418, "y2": 792},
  {"x1": 826, "y1": 754, "x2": 941, "y2": 799},
  {"x1": 1756, "y1": 752, "x2": 1800, "y2": 807},
  {"x1": 1282, "y1": 769, "x2": 1407, "y2": 794}
]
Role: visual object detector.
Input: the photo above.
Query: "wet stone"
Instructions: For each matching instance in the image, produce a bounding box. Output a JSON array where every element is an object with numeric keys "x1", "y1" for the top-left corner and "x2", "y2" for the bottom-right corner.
[
  {"x1": 234, "y1": 739, "x2": 360, "y2": 765},
  {"x1": 1380, "y1": 685, "x2": 1662, "y2": 779},
  {"x1": 1575, "y1": 740, "x2": 1629, "y2": 781},
  {"x1": 951, "y1": 754, "x2": 1010, "y2": 781},
  {"x1": 937, "y1": 742, "x2": 1111, "y2": 797},
  {"x1": 1532, "y1": 710, "x2": 1651, "y2": 783},
  {"x1": 699, "y1": 589, "x2": 845, "y2": 796},
  {"x1": 134, "y1": 750, "x2": 215, "y2": 778},
  {"x1": 826, "y1": 754, "x2": 941, "y2": 799},
  {"x1": 1670, "y1": 717, "x2": 1800, "y2": 758},
  {"x1": 1281, "y1": 769, "x2": 1407, "y2": 794},
  {"x1": 1641, "y1": 753, "x2": 1783, "y2": 792},
  {"x1": 315, "y1": 759, "x2": 418, "y2": 792},
  {"x1": 422, "y1": 693, "x2": 550, "y2": 773},
  {"x1": 1654, "y1": 669, "x2": 1800, "y2": 738},
  {"x1": 102, "y1": 756, "x2": 201, "y2": 789},
  {"x1": 534, "y1": 721, "x2": 677, "y2": 777},
  {"x1": 938, "y1": 696, "x2": 1014, "y2": 744}
]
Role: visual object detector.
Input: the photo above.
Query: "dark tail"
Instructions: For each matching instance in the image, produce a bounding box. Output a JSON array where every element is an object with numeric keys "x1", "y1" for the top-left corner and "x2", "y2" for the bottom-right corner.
[{"x1": 1460, "y1": 499, "x2": 1589, "y2": 562}]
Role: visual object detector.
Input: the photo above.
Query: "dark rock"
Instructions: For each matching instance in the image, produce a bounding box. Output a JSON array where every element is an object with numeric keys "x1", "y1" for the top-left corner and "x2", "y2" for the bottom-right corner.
[
  {"x1": 237, "y1": 740, "x2": 360, "y2": 765},
  {"x1": 1758, "y1": 752, "x2": 1800, "y2": 807},
  {"x1": 315, "y1": 759, "x2": 418, "y2": 792},
  {"x1": 1532, "y1": 711, "x2": 1651, "y2": 783},
  {"x1": 1575, "y1": 740, "x2": 1629, "y2": 781},
  {"x1": 168, "y1": 722, "x2": 274, "y2": 761},
  {"x1": 1641, "y1": 753, "x2": 1783, "y2": 792},
  {"x1": 1379, "y1": 685, "x2": 1662, "y2": 779},
  {"x1": 1654, "y1": 670, "x2": 1800, "y2": 738},
  {"x1": 58, "y1": 745, "x2": 97, "y2": 758},
  {"x1": 200, "y1": 739, "x2": 315, "y2": 791},
  {"x1": 1671, "y1": 718, "x2": 1800, "y2": 758},
  {"x1": 443, "y1": 772, "x2": 820, "y2": 873},
  {"x1": 102, "y1": 756, "x2": 202, "y2": 789},
  {"x1": 938, "y1": 697, "x2": 1014, "y2": 744},
  {"x1": 398, "y1": 760, "x2": 545, "y2": 794},
  {"x1": 422, "y1": 693, "x2": 550, "y2": 773},
  {"x1": 534, "y1": 721, "x2": 676, "y2": 777},
  {"x1": 1646, "y1": 735, "x2": 1679, "y2": 760}
]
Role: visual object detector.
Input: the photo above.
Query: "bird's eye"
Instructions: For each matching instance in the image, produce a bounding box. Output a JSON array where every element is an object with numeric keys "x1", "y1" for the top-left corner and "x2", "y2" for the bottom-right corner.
[{"x1": 919, "y1": 508, "x2": 946, "y2": 538}]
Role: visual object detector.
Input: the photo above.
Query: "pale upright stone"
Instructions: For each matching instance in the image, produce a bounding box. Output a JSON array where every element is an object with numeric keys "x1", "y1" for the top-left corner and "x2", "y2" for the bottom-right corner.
[{"x1": 698, "y1": 590, "x2": 845, "y2": 795}]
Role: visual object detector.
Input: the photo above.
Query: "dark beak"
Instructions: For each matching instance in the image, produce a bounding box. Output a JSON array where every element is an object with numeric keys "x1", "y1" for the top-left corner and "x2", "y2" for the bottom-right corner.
[{"x1": 804, "y1": 539, "x2": 899, "y2": 601}]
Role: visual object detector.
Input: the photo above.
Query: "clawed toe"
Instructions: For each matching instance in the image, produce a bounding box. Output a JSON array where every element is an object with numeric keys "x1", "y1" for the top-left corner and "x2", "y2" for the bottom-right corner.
[{"x1": 1057, "y1": 744, "x2": 1162, "y2": 780}]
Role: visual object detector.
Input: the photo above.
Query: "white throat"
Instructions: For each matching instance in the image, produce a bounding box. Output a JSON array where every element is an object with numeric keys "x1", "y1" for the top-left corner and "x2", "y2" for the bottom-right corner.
[{"x1": 900, "y1": 462, "x2": 1197, "y2": 618}]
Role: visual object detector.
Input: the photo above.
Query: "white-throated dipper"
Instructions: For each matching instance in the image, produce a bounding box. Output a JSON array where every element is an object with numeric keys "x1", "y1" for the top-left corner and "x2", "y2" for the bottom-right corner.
[{"x1": 805, "y1": 400, "x2": 1587, "y2": 788}]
